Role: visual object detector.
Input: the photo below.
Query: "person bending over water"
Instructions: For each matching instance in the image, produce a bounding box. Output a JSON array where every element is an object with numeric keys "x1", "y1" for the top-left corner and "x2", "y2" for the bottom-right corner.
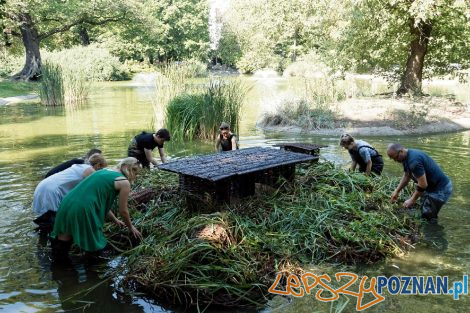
[
  {"x1": 50, "y1": 157, "x2": 143, "y2": 262},
  {"x1": 45, "y1": 148, "x2": 102, "y2": 178},
  {"x1": 387, "y1": 143, "x2": 453, "y2": 223},
  {"x1": 32, "y1": 154, "x2": 107, "y2": 232},
  {"x1": 340, "y1": 134, "x2": 383, "y2": 175}
]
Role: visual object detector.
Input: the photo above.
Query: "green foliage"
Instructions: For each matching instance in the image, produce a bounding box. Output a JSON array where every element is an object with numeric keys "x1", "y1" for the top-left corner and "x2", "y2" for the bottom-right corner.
[
  {"x1": 165, "y1": 79, "x2": 246, "y2": 141},
  {"x1": 39, "y1": 57, "x2": 90, "y2": 106},
  {"x1": 101, "y1": 0, "x2": 210, "y2": 63},
  {"x1": 388, "y1": 102, "x2": 430, "y2": 129},
  {"x1": 219, "y1": 0, "x2": 323, "y2": 73},
  {"x1": 43, "y1": 45, "x2": 130, "y2": 81},
  {"x1": 329, "y1": 0, "x2": 470, "y2": 80},
  {"x1": 216, "y1": 28, "x2": 242, "y2": 67},
  {"x1": 262, "y1": 99, "x2": 336, "y2": 130},
  {"x1": 108, "y1": 162, "x2": 420, "y2": 308},
  {"x1": 0, "y1": 52, "x2": 23, "y2": 78},
  {"x1": 39, "y1": 62, "x2": 64, "y2": 106}
]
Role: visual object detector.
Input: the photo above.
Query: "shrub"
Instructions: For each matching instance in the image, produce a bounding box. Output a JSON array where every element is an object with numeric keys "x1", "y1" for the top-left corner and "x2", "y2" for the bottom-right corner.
[
  {"x1": 43, "y1": 44, "x2": 130, "y2": 81},
  {"x1": 0, "y1": 52, "x2": 23, "y2": 78},
  {"x1": 261, "y1": 99, "x2": 336, "y2": 130}
]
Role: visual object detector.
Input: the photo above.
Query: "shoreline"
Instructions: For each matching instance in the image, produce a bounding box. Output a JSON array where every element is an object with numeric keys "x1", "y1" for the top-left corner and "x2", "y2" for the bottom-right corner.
[
  {"x1": 0, "y1": 94, "x2": 39, "y2": 105},
  {"x1": 260, "y1": 118, "x2": 470, "y2": 137},
  {"x1": 259, "y1": 96, "x2": 470, "y2": 137}
]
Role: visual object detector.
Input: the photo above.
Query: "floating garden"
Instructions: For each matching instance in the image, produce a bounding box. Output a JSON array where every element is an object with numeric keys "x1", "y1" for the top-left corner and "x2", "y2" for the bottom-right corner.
[{"x1": 106, "y1": 161, "x2": 420, "y2": 309}]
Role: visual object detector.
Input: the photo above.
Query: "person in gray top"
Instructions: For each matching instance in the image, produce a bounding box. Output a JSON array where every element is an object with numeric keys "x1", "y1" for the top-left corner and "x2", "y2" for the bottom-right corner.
[
  {"x1": 340, "y1": 134, "x2": 384, "y2": 175},
  {"x1": 387, "y1": 143, "x2": 452, "y2": 223}
]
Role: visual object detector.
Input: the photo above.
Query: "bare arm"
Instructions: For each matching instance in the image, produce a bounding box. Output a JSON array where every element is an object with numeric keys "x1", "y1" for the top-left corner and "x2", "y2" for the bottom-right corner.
[
  {"x1": 403, "y1": 174, "x2": 428, "y2": 208},
  {"x1": 215, "y1": 137, "x2": 221, "y2": 151},
  {"x1": 365, "y1": 160, "x2": 373, "y2": 175},
  {"x1": 107, "y1": 210, "x2": 125, "y2": 227},
  {"x1": 115, "y1": 180, "x2": 142, "y2": 239},
  {"x1": 231, "y1": 137, "x2": 237, "y2": 150},
  {"x1": 158, "y1": 147, "x2": 167, "y2": 163},
  {"x1": 144, "y1": 148, "x2": 155, "y2": 165},
  {"x1": 350, "y1": 160, "x2": 357, "y2": 171},
  {"x1": 391, "y1": 172, "x2": 411, "y2": 202}
]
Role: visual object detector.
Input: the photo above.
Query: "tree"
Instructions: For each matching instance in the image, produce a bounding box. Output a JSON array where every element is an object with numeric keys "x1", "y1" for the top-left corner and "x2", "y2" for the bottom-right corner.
[
  {"x1": 2, "y1": 0, "x2": 129, "y2": 81},
  {"x1": 220, "y1": 0, "x2": 320, "y2": 73},
  {"x1": 100, "y1": 0, "x2": 209, "y2": 63},
  {"x1": 333, "y1": 0, "x2": 470, "y2": 94}
]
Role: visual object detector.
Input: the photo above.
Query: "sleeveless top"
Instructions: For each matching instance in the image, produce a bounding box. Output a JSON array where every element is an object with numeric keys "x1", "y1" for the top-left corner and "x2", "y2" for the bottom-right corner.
[{"x1": 220, "y1": 133, "x2": 238, "y2": 151}]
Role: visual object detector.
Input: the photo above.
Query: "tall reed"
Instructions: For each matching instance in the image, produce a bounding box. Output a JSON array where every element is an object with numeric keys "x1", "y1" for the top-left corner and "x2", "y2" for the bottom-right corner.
[
  {"x1": 39, "y1": 61, "x2": 64, "y2": 106},
  {"x1": 164, "y1": 78, "x2": 247, "y2": 141},
  {"x1": 39, "y1": 61, "x2": 89, "y2": 106}
]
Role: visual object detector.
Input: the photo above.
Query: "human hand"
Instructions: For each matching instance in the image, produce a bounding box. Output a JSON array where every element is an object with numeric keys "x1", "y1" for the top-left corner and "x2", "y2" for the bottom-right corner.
[
  {"x1": 129, "y1": 225, "x2": 143, "y2": 240},
  {"x1": 403, "y1": 198, "x2": 415, "y2": 208},
  {"x1": 115, "y1": 219, "x2": 126, "y2": 228},
  {"x1": 390, "y1": 191, "x2": 399, "y2": 202}
]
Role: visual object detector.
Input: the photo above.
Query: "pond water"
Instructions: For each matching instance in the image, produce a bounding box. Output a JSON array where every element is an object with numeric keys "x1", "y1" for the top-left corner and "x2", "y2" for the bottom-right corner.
[{"x1": 1, "y1": 77, "x2": 470, "y2": 312}]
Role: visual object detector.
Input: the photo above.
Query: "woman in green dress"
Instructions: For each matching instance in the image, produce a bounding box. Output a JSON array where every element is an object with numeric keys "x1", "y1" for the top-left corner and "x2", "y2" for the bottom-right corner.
[{"x1": 50, "y1": 157, "x2": 143, "y2": 261}]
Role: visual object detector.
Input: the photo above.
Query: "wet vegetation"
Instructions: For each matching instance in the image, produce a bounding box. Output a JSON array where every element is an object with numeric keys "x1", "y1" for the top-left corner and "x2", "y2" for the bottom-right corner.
[{"x1": 106, "y1": 162, "x2": 420, "y2": 309}]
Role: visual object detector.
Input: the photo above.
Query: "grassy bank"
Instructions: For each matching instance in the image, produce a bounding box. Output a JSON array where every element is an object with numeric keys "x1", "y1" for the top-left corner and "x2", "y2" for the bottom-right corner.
[
  {"x1": 0, "y1": 79, "x2": 37, "y2": 98},
  {"x1": 107, "y1": 161, "x2": 420, "y2": 309}
]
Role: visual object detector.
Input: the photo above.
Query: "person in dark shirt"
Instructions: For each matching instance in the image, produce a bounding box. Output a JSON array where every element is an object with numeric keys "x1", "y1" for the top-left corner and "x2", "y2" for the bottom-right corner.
[
  {"x1": 387, "y1": 143, "x2": 452, "y2": 222},
  {"x1": 215, "y1": 122, "x2": 238, "y2": 152},
  {"x1": 340, "y1": 134, "x2": 383, "y2": 175},
  {"x1": 127, "y1": 129, "x2": 170, "y2": 168},
  {"x1": 45, "y1": 148, "x2": 102, "y2": 178}
]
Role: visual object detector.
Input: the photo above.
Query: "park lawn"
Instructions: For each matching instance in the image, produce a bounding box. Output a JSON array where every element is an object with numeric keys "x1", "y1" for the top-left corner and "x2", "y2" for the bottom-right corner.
[{"x1": 0, "y1": 79, "x2": 38, "y2": 98}]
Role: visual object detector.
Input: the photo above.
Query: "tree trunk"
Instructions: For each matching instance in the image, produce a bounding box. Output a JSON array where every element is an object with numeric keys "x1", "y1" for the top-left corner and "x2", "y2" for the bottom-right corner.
[
  {"x1": 78, "y1": 24, "x2": 90, "y2": 46},
  {"x1": 397, "y1": 19, "x2": 432, "y2": 95},
  {"x1": 12, "y1": 13, "x2": 41, "y2": 81}
]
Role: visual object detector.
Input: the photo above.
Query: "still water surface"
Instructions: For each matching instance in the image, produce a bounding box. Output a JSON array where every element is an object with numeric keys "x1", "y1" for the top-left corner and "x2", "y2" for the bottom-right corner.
[{"x1": 1, "y1": 78, "x2": 470, "y2": 312}]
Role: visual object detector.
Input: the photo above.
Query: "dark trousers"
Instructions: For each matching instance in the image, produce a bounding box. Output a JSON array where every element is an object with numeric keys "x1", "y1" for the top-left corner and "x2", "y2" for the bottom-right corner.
[
  {"x1": 33, "y1": 210, "x2": 56, "y2": 233},
  {"x1": 358, "y1": 156, "x2": 384, "y2": 175},
  {"x1": 128, "y1": 151, "x2": 150, "y2": 168}
]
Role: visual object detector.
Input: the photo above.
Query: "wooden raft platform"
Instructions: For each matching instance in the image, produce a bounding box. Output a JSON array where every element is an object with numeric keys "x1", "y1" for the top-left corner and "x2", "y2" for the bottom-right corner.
[
  {"x1": 272, "y1": 143, "x2": 326, "y2": 156},
  {"x1": 158, "y1": 147, "x2": 316, "y2": 211}
]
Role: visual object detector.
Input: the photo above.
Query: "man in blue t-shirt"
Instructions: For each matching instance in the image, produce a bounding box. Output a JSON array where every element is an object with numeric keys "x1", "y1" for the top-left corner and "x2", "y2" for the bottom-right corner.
[{"x1": 387, "y1": 143, "x2": 452, "y2": 222}]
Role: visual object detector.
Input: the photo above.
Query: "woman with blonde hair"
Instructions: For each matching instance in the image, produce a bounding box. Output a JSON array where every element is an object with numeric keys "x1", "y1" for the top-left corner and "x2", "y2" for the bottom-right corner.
[
  {"x1": 50, "y1": 157, "x2": 143, "y2": 261},
  {"x1": 340, "y1": 134, "x2": 384, "y2": 175}
]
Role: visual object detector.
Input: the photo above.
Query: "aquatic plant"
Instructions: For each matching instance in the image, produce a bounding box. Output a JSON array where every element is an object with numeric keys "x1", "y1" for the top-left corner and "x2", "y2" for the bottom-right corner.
[
  {"x1": 107, "y1": 162, "x2": 420, "y2": 309},
  {"x1": 39, "y1": 61, "x2": 65, "y2": 106},
  {"x1": 164, "y1": 78, "x2": 247, "y2": 141}
]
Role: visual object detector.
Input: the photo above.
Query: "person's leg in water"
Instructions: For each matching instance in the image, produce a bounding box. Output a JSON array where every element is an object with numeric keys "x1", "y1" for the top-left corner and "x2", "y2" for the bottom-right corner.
[
  {"x1": 34, "y1": 210, "x2": 56, "y2": 234},
  {"x1": 50, "y1": 234, "x2": 73, "y2": 263}
]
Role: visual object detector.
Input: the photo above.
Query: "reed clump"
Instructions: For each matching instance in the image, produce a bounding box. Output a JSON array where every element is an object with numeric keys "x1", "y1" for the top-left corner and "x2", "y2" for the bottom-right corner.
[
  {"x1": 39, "y1": 61, "x2": 65, "y2": 106},
  {"x1": 108, "y1": 162, "x2": 420, "y2": 309},
  {"x1": 164, "y1": 79, "x2": 247, "y2": 141},
  {"x1": 39, "y1": 61, "x2": 89, "y2": 106}
]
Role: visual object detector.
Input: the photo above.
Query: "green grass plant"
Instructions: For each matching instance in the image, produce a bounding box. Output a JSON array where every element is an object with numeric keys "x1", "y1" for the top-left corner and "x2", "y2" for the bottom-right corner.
[
  {"x1": 0, "y1": 79, "x2": 37, "y2": 98},
  {"x1": 163, "y1": 78, "x2": 247, "y2": 141},
  {"x1": 39, "y1": 61, "x2": 89, "y2": 106},
  {"x1": 39, "y1": 62, "x2": 65, "y2": 106},
  {"x1": 108, "y1": 162, "x2": 420, "y2": 309}
]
